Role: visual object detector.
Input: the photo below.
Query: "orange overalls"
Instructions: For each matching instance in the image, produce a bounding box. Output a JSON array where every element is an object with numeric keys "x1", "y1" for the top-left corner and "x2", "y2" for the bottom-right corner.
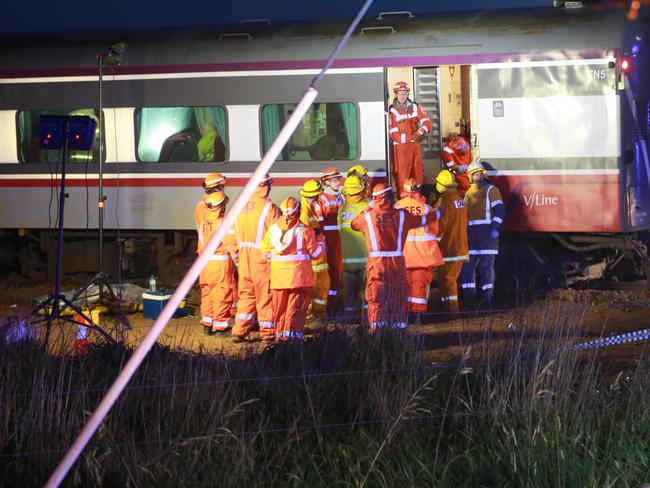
[
  {"x1": 389, "y1": 101, "x2": 432, "y2": 195},
  {"x1": 434, "y1": 190, "x2": 469, "y2": 312},
  {"x1": 261, "y1": 221, "x2": 324, "y2": 341},
  {"x1": 351, "y1": 202, "x2": 437, "y2": 331},
  {"x1": 313, "y1": 190, "x2": 343, "y2": 308},
  {"x1": 300, "y1": 197, "x2": 330, "y2": 318},
  {"x1": 395, "y1": 195, "x2": 444, "y2": 313},
  {"x1": 232, "y1": 188, "x2": 280, "y2": 340},
  {"x1": 441, "y1": 136, "x2": 471, "y2": 196},
  {"x1": 197, "y1": 210, "x2": 237, "y2": 332}
]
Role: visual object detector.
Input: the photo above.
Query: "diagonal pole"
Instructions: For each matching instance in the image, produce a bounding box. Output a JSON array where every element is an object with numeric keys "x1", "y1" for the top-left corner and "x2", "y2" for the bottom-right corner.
[{"x1": 44, "y1": 1, "x2": 374, "y2": 486}]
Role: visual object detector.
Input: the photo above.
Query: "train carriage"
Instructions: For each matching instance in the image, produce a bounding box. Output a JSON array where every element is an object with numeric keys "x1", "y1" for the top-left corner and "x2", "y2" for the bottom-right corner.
[{"x1": 0, "y1": 6, "x2": 648, "y2": 284}]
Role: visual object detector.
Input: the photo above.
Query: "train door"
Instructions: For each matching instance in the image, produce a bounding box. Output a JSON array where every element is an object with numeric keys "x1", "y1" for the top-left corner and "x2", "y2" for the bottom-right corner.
[{"x1": 385, "y1": 65, "x2": 476, "y2": 191}]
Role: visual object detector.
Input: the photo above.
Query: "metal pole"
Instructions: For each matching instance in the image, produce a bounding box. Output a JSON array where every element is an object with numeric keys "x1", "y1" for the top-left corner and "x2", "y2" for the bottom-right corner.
[
  {"x1": 52, "y1": 118, "x2": 69, "y2": 318},
  {"x1": 97, "y1": 54, "x2": 105, "y2": 291},
  {"x1": 44, "y1": 2, "x2": 373, "y2": 485}
]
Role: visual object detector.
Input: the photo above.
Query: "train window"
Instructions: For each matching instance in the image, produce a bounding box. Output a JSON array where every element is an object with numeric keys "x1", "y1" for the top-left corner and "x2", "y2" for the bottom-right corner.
[
  {"x1": 261, "y1": 102, "x2": 358, "y2": 161},
  {"x1": 135, "y1": 106, "x2": 227, "y2": 162},
  {"x1": 16, "y1": 109, "x2": 103, "y2": 163}
]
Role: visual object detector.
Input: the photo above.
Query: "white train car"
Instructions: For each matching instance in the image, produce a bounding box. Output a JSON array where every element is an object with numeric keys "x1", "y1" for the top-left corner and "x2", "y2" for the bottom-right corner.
[{"x1": 0, "y1": 6, "x2": 648, "y2": 284}]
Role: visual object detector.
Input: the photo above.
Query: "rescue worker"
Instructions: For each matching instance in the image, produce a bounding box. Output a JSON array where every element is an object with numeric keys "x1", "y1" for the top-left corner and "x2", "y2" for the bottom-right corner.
[
  {"x1": 197, "y1": 191, "x2": 237, "y2": 334},
  {"x1": 314, "y1": 167, "x2": 344, "y2": 315},
  {"x1": 338, "y1": 175, "x2": 370, "y2": 320},
  {"x1": 351, "y1": 183, "x2": 440, "y2": 333},
  {"x1": 299, "y1": 179, "x2": 330, "y2": 319},
  {"x1": 460, "y1": 162, "x2": 505, "y2": 308},
  {"x1": 441, "y1": 135, "x2": 471, "y2": 196},
  {"x1": 395, "y1": 178, "x2": 443, "y2": 323},
  {"x1": 388, "y1": 81, "x2": 432, "y2": 196},
  {"x1": 232, "y1": 174, "x2": 280, "y2": 342},
  {"x1": 261, "y1": 197, "x2": 324, "y2": 342},
  {"x1": 347, "y1": 164, "x2": 371, "y2": 201},
  {"x1": 433, "y1": 169, "x2": 469, "y2": 313}
]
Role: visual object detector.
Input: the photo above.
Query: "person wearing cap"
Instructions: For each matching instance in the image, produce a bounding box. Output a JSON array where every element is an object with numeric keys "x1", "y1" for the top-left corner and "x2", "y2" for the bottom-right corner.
[
  {"x1": 299, "y1": 179, "x2": 330, "y2": 319},
  {"x1": 313, "y1": 167, "x2": 344, "y2": 315},
  {"x1": 351, "y1": 183, "x2": 440, "y2": 333},
  {"x1": 197, "y1": 191, "x2": 238, "y2": 335},
  {"x1": 262, "y1": 197, "x2": 324, "y2": 342},
  {"x1": 232, "y1": 174, "x2": 280, "y2": 342},
  {"x1": 460, "y1": 162, "x2": 505, "y2": 308},
  {"x1": 395, "y1": 178, "x2": 444, "y2": 323},
  {"x1": 347, "y1": 164, "x2": 371, "y2": 201},
  {"x1": 389, "y1": 81, "x2": 433, "y2": 197},
  {"x1": 338, "y1": 174, "x2": 370, "y2": 320},
  {"x1": 441, "y1": 135, "x2": 472, "y2": 196},
  {"x1": 433, "y1": 169, "x2": 469, "y2": 313}
]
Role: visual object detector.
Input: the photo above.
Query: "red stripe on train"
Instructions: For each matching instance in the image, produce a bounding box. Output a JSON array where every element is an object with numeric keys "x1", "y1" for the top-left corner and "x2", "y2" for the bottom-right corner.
[{"x1": 0, "y1": 177, "x2": 311, "y2": 187}]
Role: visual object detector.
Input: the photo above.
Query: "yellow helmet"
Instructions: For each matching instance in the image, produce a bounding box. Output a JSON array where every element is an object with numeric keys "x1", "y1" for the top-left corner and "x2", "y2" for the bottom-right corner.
[
  {"x1": 299, "y1": 179, "x2": 323, "y2": 198},
  {"x1": 341, "y1": 175, "x2": 365, "y2": 196},
  {"x1": 347, "y1": 164, "x2": 368, "y2": 178},
  {"x1": 467, "y1": 161, "x2": 487, "y2": 177},
  {"x1": 435, "y1": 169, "x2": 457, "y2": 193}
]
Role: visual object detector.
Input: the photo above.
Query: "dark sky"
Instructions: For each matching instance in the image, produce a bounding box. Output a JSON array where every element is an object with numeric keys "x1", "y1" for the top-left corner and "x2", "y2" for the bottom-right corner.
[{"x1": 5, "y1": 0, "x2": 550, "y2": 34}]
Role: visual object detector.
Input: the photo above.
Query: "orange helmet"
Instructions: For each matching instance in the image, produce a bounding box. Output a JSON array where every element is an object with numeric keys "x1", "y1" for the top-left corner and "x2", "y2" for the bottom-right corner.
[
  {"x1": 279, "y1": 196, "x2": 300, "y2": 216},
  {"x1": 393, "y1": 81, "x2": 410, "y2": 93},
  {"x1": 403, "y1": 178, "x2": 421, "y2": 193},
  {"x1": 371, "y1": 183, "x2": 393, "y2": 200},
  {"x1": 321, "y1": 167, "x2": 342, "y2": 182},
  {"x1": 258, "y1": 173, "x2": 273, "y2": 187},
  {"x1": 205, "y1": 191, "x2": 228, "y2": 210},
  {"x1": 202, "y1": 172, "x2": 226, "y2": 190}
]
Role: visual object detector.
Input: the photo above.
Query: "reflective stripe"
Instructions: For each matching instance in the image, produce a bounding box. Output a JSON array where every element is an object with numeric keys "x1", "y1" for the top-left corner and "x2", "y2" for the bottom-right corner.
[
  {"x1": 406, "y1": 235, "x2": 439, "y2": 242},
  {"x1": 259, "y1": 320, "x2": 275, "y2": 329},
  {"x1": 440, "y1": 295, "x2": 458, "y2": 302},
  {"x1": 328, "y1": 290, "x2": 338, "y2": 296},
  {"x1": 276, "y1": 331, "x2": 303, "y2": 339},
  {"x1": 442, "y1": 146, "x2": 454, "y2": 154},
  {"x1": 271, "y1": 254, "x2": 310, "y2": 261},
  {"x1": 256, "y1": 202, "x2": 273, "y2": 245},
  {"x1": 311, "y1": 243, "x2": 324, "y2": 259},
  {"x1": 370, "y1": 321, "x2": 385, "y2": 328},
  {"x1": 469, "y1": 250, "x2": 498, "y2": 255},
  {"x1": 369, "y1": 251, "x2": 403, "y2": 257},
  {"x1": 201, "y1": 317, "x2": 213, "y2": 324},
  {"x1": 212, "y1": 321, "x2": 230, "y2": 328},
  {"x1": 408, "y1": 297, "x2": 428, "y2": 304},
  {"x1": 443, "y1": 255, "x2": 469, "y2": 262},
  {"x1": 365, "y1": 212, "x2": 379, "y2": 252},
  {"x1": 312, "y1": 263, "x2": 329, "y2": 271},
  {"x1": 493, "y1": 216, "x2": 503, "y2": 224},
  {"x1": 313, "y1": 298, "x2": 327, "y2": 305},
  {"x1": 481, "y1": 284, "x2": 494, "y2": 290},
  {"x1": 468, "y1": 219, "x2": 491, "y2": 226},
  {"x1": 461, "y1": 283, "x2": 475, "y2": 289},
  {"x1": 389, "y1": 127, "x2": 399, "y2": 134},
  {"x1": 340, "y1": 223, "x2": 351, "y2": 228},
  {"x1": 232, "y1": 253, "x2": 239, "y2": 259},
  {"x1": 396, "y1": 210, "x2": 405, "y2": 253},
  {"x1": 491, "y1": 200, "x2": 503, "y2": 208},
  {"x1": 400, "y1": 133, "x2": 406, "y2": 144},
  {"x1": 445, "y1": 161, "x2": 455, "y2": 168},
  {"x1": 342, "y1": 257, "x2": 367, "y2": 263},
  {"x1": 419, "y1": 117, "x2": 429, "y2": 126},
  {"x1": 394, "y1": 322, "x2": 408, "y2": 329},
  {"x1": 323, "y1": 225, "x2": 340, "y2": 231},
  {"x1": 239, "y1": 242, "x2": 261, "y2": 249},
  {"x1": 317, "y1": 217, "x2": 324, "y2": 222},
  {"x1": 209, "y1": 254, "x2": 230, "y2": 261},
  {"x1": 237, "y1": 313, "x2": 255, "y2": 320}
]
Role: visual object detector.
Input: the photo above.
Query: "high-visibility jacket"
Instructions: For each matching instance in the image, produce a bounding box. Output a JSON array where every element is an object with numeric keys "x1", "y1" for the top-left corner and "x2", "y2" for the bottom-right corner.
[
  {"x1": 441, "y1": 136, "x2": 471, "y2": 194},
  {"x1": 434, "y1": 190, "x2": 469, "y2": 263},
  {"x1": 299, "y1": 197, "x2": 329, "y2": 272},
  {"x1": 194, "y1": 195, "x2": 207, "y2": 236},
  {"x1": 395, "y1": 195, "x2": 443, "y2": 269},
  {"x1": 338, "y1": 195, "x2": 369, "y2": 272},
  {"x1": 388, "y1": 101, "x2": 432, "y2": 146},
  {"x1": 314, "y1": 189, "x2": 344, "y2": 297},
  {"x1": 261, "y1": 222, "x2": 324, "y2": 289},
  {"x1": 464, "y1": 183, "x2": 505, "y2": 254}
]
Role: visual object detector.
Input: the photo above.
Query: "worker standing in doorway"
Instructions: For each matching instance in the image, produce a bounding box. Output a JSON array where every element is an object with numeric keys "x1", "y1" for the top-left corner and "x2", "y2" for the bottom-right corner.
[
  {"x1": 197, "y1": 191, "x2": 238, "y2": 334},
  {"x1": 338, "y1": 174, "x2": 370, "y2": 321},
  {"x1": 299, "y1": 179, "x2": 330, "y2": 319},
  {"x1": 232, "y1": 174, "x2": 280, "y2": 342},
  {"x1": 460, "y1": 162, "x2": 505, "y2": 308},
  {"x1": 433, "y1": 169, "x2": 469, "y2": 313},
  {"x1": 388, "y1": 81, "x2": 432, "y2": 196},
  {"x1": 262, "y1": 197, "x2": 324, "y2": 342},
  {"x1": 395, "y1": 178, "x2": 443, "y2": 323},
  {"x1": 314, "y1": 168, "x2": 344, "y2": 316},
  {"x1": 351, "y1": 183, "x2": 440, "y2": 333}
]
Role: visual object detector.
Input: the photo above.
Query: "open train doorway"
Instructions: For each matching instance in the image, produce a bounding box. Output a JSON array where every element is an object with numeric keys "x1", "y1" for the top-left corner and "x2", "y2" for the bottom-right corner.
[{"x1": 385, "y1": 65, "x2": 477, "y2": 195}]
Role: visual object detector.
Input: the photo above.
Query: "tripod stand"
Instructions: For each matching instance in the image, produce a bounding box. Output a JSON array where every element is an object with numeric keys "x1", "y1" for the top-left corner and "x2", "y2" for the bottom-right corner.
[
  {"x1": 30, "y1": 116, "x2": 115, "y2": 345},
  {"x1": 67, "y1": 47, "x2": 131, "y2": 332}
]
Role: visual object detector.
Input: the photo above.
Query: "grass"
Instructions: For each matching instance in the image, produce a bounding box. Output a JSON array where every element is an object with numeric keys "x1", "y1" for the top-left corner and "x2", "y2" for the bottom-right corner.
[{"x1": 1, "y1": 306, "x2": 649, "y2": 487}]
